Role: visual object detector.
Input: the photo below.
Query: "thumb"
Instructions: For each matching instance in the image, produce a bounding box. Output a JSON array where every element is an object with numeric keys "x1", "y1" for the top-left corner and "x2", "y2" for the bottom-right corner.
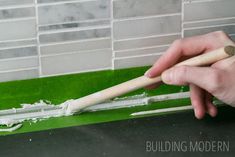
[{"x1": 161, "y1": 66, "x2": 223, "y2": 94}]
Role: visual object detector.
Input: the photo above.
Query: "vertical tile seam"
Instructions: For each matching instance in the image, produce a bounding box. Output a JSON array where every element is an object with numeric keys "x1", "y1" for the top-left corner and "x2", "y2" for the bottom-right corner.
[
  {"x1": 34, "y1": 0, "x2": 42, "y2": 77},
  {"x1": 181, "y1": 0, "x2": 185, "y2": 38},
  {"x1": 111, "y1": 0, "x2": 115, "y2": 69}
]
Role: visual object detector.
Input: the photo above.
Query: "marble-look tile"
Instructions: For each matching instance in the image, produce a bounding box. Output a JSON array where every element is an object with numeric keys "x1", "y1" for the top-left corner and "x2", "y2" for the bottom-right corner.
[
  {"x1": 114, "y1": 54, "x2": 161, "y2": 69},
  {"x1": 115, "y1": 45, "x2": 168, "y2": 58},
  {"x1": 184, "y1": 0, "x2": 235, "y2": 22},
  {"x1": 41, "y1": 49, "x2": 112, "y2": 75},
  {"x1": 38, "y1": 0, "x2": 76, "y2": 3},
  {"x1": 230, "y1": 34, "x2": 235, "y2": 41},
  {"x1": 0, "y1": 46, "x2": 37, "y2": 59},
  {"x1": 39, "y1": 20, "x2": 110, "y2": 32},
  {"x1": 0, "y1": 39, "x2": 37, "y2": 49},
  {"x1": 114, "y1": 34, "x2": 180, "y2": 51},
  {"x1": 0, "y1": 57, "x2": 38, "y2": 71},
  {"x1": 0, "y1": 69, "x2": 39, "y2": 82},
  {"x1": 39, "y1": 28, "x2": 111, "y2": 44},
  {"x1": 0, "y1": 7, "x2": 35, "y2": 20},
  {"x1": 0, "y1": 19, "x2": 36, "y2": 41},
  {"x1": 38, "y1": 0, "x2": 110, "y2": 25},
  {"x1": 183, "y1": 18, "x2": 235, "y2": 28},
  {"x1": 0, "y1": 0, "x2": 34, "y2": 6},
  {"x1": 113, "y1": 15, "x2": 181, "y2": 40},
  {"x1": 184, "y1": 25, "x2": 235, "y2": 37},
  {"x1": 114, "y1": 0, "x2": 181, "y2": 19},
  {"x1": 41, "y1": 38, "x2": 111, "y2": 55}
]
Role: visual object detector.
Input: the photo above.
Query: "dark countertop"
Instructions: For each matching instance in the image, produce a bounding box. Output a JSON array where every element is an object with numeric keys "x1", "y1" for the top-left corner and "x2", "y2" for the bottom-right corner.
[{"x1": 1, "y1": 106, "x2": 235, "y2": 157}]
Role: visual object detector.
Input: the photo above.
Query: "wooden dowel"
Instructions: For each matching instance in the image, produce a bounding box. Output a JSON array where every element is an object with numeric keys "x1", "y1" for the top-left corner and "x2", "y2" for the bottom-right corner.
[{"x1": 67, "y1": 46, "x2": 235, "y2": 114}]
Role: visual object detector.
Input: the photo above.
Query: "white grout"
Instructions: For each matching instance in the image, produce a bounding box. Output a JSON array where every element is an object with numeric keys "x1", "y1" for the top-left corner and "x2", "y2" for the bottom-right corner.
[
  {"x1": 113, "y1": 13, "x2": 181, "y2": 22},
  {"x1": 0, "y1": 17, "x2": 36, "y2": 23},
  {"x1": 0, "y1": 67, "x2": 38, "y2": 74},
  {"x1": 39, "y1": 37, "x2": 111, "y2": 46},
  {"x1": 0, "y1": 44, "x2": 37, "y2": 51},
  {"x1": 38, "y1": 25, "x2": 110, "y2": 35},
  {"x1": 113, "y1": 33, "x2": 181, "y2": 42},
  {"x1": 183, "y1": 0, "x2": 224, "y2": 4},
  {"x1": 131, "y1": 105, "x2": 193, "y2": 116},
  {"x1": 0, "y1": 56, "x2": 39, "y2": 62},
  {"x1": 0, "y1": 4, "x2": 35, "y2": 10},
  {"x1": 37, "y1": 0, "x2": 99, "y2": 7},
  {"x1": 40, "y1": 67, "x2": 111, "y2": 78},
  {"x1": 0, "y1": 38, "x2": 37, "y2": 44},
  {"x1": 35, "y1": 0, "x2": 42, "y2": 76},
  {"x1": 183, "y1": 23, "x2": 235, "y2": 31},
  {"x1": 110, "y1": 0, "x2": 115, "y2": 70},
  {"x1": 114, "y1": 44, "x2": 170, "y2": 54},
  {"x1": 114, "y1": 52, "x2": 162, "y2": 60},
  {"x1": 40, "y1": 48, "x2": 112, "y2": 57},
  {"x1": 183, "y1": 16, "x2": 235, "y2": 25}
]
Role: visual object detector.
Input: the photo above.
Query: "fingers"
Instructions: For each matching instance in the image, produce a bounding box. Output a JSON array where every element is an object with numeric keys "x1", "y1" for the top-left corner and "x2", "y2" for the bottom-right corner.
[
  {"x1": 190, "y1": 84, "x2": 206, "y2": 119},
  {"x1": 205, "y1": 92, "x2": 218, "y2": 117},
  {"x1": 145, "y1": 31, "x2": 234, "y2": 78},
  {"x1": 161, "y1": 66, "x2": 225, "y2": 95}
]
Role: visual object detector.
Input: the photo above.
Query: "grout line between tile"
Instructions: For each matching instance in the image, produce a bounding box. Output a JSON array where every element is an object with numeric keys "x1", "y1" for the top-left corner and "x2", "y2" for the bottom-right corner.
[
  {"x1": 114, "y1": 44, "x2": 170, "y2": 53},
  {"x1": 113, "y1": 13, "x2": 181, "y2": 22},
  {"x1": 40, "y1": 67, "x2": 111, "y2": 78},
  {"x1": 35, "y1": 0, "x2": 42, "y2": 77},
  {"x1": 0, "y1": 67, "x2": 39, "y2": 74},
  {"x1": 111, "y1": 0, "x2": 115, "y2": 70},
  {"x1": 113, "y1": 33, "x2": 181, "y2": 42},
  {"x1": 114, "y1": 52, "x2": 163, "y2": 60}
]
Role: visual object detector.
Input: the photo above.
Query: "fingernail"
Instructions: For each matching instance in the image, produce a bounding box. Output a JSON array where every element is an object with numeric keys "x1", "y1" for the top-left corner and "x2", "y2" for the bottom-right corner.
[
  {"x1": 161, "y1": 69, "x2": 172, "y2": 84},
  {"x1": 144, "y1": 68, "x2": 152, "y2": 78}
]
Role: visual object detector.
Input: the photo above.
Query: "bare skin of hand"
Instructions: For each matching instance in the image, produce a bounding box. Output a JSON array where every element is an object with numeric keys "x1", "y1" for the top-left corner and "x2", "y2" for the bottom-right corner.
[{"x1": 145, "y1": 31, "x2": 235, "y2": 119}]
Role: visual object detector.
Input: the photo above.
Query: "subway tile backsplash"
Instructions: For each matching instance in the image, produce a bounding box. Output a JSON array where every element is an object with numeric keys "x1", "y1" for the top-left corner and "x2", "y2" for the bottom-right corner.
[{"x1": 0, "y1": 0, "x2": 234, "y2": 82}]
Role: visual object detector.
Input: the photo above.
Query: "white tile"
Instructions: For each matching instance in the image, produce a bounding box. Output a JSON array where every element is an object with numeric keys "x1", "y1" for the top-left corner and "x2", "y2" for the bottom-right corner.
[
  {"x1": 39, "y1": 20, "x2": 110, "y2": 32},
  {"x1": 183, "y1": 18, "x2": 235, "y2": 28},
  {"x1": 41, "y1": 38, "x2": 111, "y2": 55},
  {"x1": 0, "y1": 39, "x2": 37, "y2": 49},
  {"x1": 115, "y1": 45, "x2": 168, "y2": 58},
  {"x1": 0, "y1": 69, "x2": 39, "y2": 82},
  {"x1": 114, "y1": 54, "x2": 161, "y2": 69},
  {"x1": 114, "y1": 0, "x2": 181, "y2": 19},
  {"x1": 0, "y1": 7, "x2": 35, "y2": 20},
  {"x1": 0, "y1": 46, "x2": 38, "y2": 59},
  {"x1": 184, "y1": 25, "x2": 235, "y2": 37},
  {"x1": 113, "y1": 15, "x2": 181, "y2": 40},
  {"x1": 38, "y1": 0, "x2": 110, "y2": 25},
  {"x1": 39, "y1": 28, "x2": 111, "y2": 44},
  {"x1": 0, "y1": 0, "x2": 34, "y2": 6},
  {"x1": 0, "y1": 57, "x2": 38, "y2": 71},
  {"x1": 230, "y1": 34, "x2": 235, "y2": 41},
  {"x1": 0, "y1": 19, "x2": 36, "y2": 41},
  {"x1": 41, "y1": 49, "x2": 112, "y2": 75},
  {"x1": 184, "y1": 0, "x2": 235, "y2": 22},
  {"x1": 114, "y1": 34, "x2": 180, "y2": 51}
]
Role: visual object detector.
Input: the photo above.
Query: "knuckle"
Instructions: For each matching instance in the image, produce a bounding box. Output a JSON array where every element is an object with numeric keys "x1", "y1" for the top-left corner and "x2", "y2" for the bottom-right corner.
[
  {"x1": 174, "y1": 66, "x2": 188, "y2": 84},
  {"x1": 208, "y1": 69, "x2": 225, "y2": 93}
]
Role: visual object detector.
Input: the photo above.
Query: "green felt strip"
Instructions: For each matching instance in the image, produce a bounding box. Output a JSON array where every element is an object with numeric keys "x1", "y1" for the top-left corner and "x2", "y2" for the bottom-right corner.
[{"x1": 0, "y1": 66, "x2": 189, "y2": 136}]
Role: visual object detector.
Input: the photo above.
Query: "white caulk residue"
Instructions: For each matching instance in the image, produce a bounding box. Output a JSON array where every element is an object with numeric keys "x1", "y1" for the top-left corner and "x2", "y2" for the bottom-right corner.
[{"x1": 0, "y1": 92, "x2": 191, "y2": 132}]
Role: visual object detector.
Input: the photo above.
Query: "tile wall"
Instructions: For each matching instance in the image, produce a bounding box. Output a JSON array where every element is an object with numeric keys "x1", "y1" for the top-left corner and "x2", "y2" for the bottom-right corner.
[{"x1": 0, "y1": 0, "x2": 234, "y2": 82}]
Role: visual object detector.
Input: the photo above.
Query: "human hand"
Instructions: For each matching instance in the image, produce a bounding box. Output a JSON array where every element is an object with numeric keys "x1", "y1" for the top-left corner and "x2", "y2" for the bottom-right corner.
[{"x1": 145, "y1": 31, "x2": 235, "y2": 119}]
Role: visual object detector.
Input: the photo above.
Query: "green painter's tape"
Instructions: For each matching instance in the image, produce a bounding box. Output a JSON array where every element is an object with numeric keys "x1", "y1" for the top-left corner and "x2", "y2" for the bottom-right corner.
[{"x1": 0, "y1": 66, "x2": 189, "y2": 136}]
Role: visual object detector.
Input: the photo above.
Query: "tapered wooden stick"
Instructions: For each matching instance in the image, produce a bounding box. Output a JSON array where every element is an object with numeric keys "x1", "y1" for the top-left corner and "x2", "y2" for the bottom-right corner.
[{"x1": 67, "y1": 46, "x2": 235, "y2": 114}]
